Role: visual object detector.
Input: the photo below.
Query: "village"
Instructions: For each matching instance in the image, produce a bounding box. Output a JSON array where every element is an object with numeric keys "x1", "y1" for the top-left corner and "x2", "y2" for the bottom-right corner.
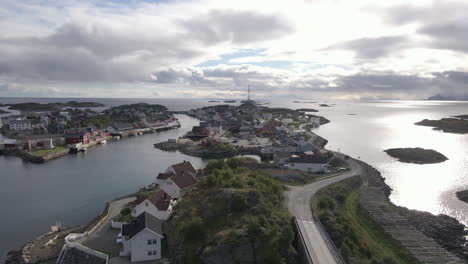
[
  {"x1": 157, "y1": 101, "x2": 340, "y2": 175},
  {"x1": 0, "y1": 103, "x2": 180, "y2": 162}
]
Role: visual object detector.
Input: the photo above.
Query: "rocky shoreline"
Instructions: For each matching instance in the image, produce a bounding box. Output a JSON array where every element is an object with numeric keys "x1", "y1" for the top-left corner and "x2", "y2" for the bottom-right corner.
[
  {"x1": 358, "y1": 160, "x2": 467, "y2": 261},
  {"x1": 384, "y1": 147, "x2": 448, "y2": 164}
]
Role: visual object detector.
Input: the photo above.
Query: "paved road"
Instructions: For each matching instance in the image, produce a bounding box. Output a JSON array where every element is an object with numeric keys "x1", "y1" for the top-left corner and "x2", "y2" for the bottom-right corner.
[
  {"x1": 286, "y1": 159, "x2": 362, "y2": 264},
  {"x1": 84, "y1": 196, "x2": 136, "y2": 257}
]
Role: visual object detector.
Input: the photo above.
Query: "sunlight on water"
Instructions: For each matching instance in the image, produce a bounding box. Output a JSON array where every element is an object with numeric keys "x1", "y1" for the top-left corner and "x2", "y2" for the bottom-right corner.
[{"x1": 301, "y1": 100, "x2": 468, "y2": 226}]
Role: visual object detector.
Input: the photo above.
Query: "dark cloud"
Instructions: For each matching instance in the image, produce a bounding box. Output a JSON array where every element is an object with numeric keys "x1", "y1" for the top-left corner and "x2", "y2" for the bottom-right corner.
[
  {"x1": 0, "y1": 9, "x2": 293, "y2": 84},
  {"x1": 178, "y1": 9, "x2": 294, "y2": 45},
  {"x1": 327, "y1": 36, "x2": 408, "y2": 59},
  {"x1": 419, "y1": 23, "x2": 468, "y2": 53}
]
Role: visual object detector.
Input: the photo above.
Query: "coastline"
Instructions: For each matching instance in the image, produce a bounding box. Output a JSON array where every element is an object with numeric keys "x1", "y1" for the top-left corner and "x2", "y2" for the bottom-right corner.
[{"x1": 7, "y1": 148, "x2": 467, "y2": 263}]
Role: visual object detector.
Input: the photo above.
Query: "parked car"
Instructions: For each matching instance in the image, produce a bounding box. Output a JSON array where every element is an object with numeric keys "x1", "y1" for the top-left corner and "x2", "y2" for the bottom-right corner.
[{"x1": 116, "y1": 232, "x2": 123, "y2": 244}]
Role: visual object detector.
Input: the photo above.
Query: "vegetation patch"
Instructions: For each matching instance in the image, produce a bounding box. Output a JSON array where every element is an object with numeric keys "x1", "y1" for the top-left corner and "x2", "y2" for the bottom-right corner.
[
  {"x1": 312, "y1": 176, "x2": 419, "y2": 264},
  {"x1": 31, "y1": 146, "x2": 68, "y2": 157},
  {"x1": 113, "y1": 208, "x2": 132, "y2": 223},
  {"x1": 166, "y1": 158, "x2": 296, "y2": 264}
]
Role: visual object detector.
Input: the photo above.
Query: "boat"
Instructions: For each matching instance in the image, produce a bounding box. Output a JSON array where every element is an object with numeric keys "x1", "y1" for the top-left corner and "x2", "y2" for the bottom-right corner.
[{"x1": 99, "y1": 140, "x2": 107, "y2": 144}]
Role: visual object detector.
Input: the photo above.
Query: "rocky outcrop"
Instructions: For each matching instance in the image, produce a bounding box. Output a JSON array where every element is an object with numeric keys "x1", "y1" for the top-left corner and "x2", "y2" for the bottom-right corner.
[
  {"x1": 456, "y1": 190, "x2": 468, "y2": 203},
  {"x1": 384, "y1": 147, "x2": 448, "y2": 164}
]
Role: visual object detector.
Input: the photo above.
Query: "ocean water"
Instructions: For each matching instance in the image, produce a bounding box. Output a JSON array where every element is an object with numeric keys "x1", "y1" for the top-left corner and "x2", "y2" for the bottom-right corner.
[{"x1": 0, "y1": 98, "x2": 467, "y2": 260}]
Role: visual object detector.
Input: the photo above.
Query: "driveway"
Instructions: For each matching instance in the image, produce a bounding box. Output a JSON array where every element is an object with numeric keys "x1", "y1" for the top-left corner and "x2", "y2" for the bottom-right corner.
[
  {"x1": 285, "y1": 159, "x2": 362, "y2": 264},
  {"x1": 83, "y1": 196, "x2": 136, "y2": 257}
]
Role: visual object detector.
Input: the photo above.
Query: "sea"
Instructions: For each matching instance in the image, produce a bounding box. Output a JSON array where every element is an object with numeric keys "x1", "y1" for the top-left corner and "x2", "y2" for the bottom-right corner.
[{"x1": 1, "y1": 97, "x2": 468, "y2": 261}]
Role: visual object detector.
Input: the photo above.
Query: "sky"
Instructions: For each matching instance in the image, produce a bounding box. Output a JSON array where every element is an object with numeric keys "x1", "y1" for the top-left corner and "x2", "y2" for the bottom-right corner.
[{"x1": 1, "y1": 0, "x2": 468, "y2": 100}]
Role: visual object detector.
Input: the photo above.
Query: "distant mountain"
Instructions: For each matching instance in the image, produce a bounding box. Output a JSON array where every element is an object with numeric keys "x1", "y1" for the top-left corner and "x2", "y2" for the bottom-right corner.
[{"x1": 427, "y1": 94, "x2": 468, "y2": 101}]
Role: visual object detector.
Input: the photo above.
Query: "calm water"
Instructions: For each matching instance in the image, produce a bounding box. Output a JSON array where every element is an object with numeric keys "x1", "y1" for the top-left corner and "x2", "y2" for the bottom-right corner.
[
  {"x1": 0, "y1": 113, "x2": 206, "y2": 260},
  {"x1": 1, "y1": 98, "x2": 468, "y2": 260}
]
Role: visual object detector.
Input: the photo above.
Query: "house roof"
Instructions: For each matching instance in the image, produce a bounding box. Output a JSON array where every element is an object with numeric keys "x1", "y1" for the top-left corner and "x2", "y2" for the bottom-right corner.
[
  {"x1": 147, "y1": 189, "x2": 172, "y2": 211},
  {"x1": 170, "y1": 171, "x2": 197, "y2": 190},
  {"x1": 113, "y1": 122, "x2": 134, "y2": 131},
  {"x1": 170, "y1": 161, "x2": 197, "y2": 175},
  {"x1": 156, "y1": 173, "x2": 174, "y2": 180},
  {"x1": 122, "y1": 212, "x2": 163, "y2": 239}
]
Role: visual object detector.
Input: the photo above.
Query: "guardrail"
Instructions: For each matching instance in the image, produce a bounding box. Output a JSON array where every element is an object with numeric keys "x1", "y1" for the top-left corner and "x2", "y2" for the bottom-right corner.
[
  {"x1": 311, "y1": 210, "x2": 347, "y2": 264},
  {"x1": 292, "y1": 216, "x2": 313, "y2": 264}
]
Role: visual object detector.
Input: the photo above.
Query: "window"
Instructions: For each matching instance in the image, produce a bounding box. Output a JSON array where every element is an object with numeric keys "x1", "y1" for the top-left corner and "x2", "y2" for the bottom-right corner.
[
  {"x1": 147, "y1": 239, "x2": 152, "y2": 245},
  {"x1": 152, "y1": 239, "x2": 157, "y2": 244},
  {"x1": 153, "y1": 250, "x2": 157, "y2": 255},
  {"x1": 148, "y1": 251, "x2": 152, "y2": 256}
]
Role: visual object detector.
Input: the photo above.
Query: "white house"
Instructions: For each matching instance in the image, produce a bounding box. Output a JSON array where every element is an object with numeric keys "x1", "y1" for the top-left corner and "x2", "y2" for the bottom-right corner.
[
  {"x1": 120, "y1": 212, "x2": 164, "y2": 263},
  {"x1": 132, "y1": 189, "x2": 176, "y2": 221},
  {"x1": 10, "y1": 120, "x2": 31, "y2": 131},
  {"x1": 155, "y1": 161, "x2": 197, "y2": 185},
  {"x1": 310, "y1": 116, "x2": 321, "y2": 128},
  {"x1": 287, "y1": 155, "x2": 330, "y2": 173},
  {"x1": 161, "y1": 171, "x2": 198, "y2": 198},
  {"x1": 164, "y1": 161, "x2": 197, "y2": 177}
]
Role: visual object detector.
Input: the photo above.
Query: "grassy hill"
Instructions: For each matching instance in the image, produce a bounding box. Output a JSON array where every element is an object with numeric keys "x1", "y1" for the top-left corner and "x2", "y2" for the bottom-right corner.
[{"x1": 165, "y1": 158, "x2": 296, "y2": 264}]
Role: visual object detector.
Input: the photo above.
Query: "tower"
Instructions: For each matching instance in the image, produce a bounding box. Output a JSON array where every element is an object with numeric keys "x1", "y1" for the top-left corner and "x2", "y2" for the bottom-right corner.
[{"x1": 247, "y1": 85, "x2": 251, "y2": 101}]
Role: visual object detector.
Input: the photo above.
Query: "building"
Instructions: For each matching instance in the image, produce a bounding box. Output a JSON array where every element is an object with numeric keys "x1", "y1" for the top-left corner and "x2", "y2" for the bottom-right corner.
[
  {"x1": 155, "y1": 161, "x2": 197, "y2": 185},
  {"x1": 287, "y1": 155, "x2": 330, "y2": 173},
  {"x1": 120, "y1": 212, "x2": 164, "y2": 262},
  {"x1": 65, "y1": 130, "x2": 91, "y2": 145},
  {"x1": 132, "y1": 189, "x2": 176, "y2": 220},
  {"x1": 9, "y1": 120, "x2": 31, "y2": 131},
  {"x1": 160, "y1": 171, "x2": 197, "y2": 198}
]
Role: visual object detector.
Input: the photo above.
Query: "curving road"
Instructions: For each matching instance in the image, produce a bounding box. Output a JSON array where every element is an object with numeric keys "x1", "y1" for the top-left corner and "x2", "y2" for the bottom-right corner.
[{"x1": 286, "y1": 159, "x2": 362, "y2": 264}]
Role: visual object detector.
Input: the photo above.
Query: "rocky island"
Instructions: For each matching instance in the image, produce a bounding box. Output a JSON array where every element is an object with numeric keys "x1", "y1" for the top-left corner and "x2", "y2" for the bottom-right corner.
[
  {"x1": 5, "y1": 101, "x2": 105, "y2": 112},
  {"x1": 456, "y1": 190, "x2": 468, "y2": 203},
  {"x1": 384, "y1": 147, "x2": 448, "y2": 164},
  {"x1": 415, "y1": 116, "x2": 468, "y2": 134}
]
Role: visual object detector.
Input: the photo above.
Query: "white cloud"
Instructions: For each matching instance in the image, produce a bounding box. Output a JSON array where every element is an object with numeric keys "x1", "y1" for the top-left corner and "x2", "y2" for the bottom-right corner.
[{"x1": 1, "y1": 0, "x2": 468, "y2": 99}]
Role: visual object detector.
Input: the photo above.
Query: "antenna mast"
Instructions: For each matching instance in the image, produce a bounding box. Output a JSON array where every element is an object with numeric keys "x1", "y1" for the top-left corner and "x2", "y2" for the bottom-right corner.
[{"x1": 248, "y1": 85, "x2": 251, "y2": 101}]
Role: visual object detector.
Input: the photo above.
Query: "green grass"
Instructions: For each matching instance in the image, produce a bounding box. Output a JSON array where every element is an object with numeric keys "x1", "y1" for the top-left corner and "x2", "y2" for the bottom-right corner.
[
  {"x1": 312, "y1": 177, "x2": 419, "y2": 264},
  {"x1": 31, "y1": 146, "x2": 67, "y2": 157},
  {"x1": 113, "y1": 212, "x2": 132, "y2": 223}
]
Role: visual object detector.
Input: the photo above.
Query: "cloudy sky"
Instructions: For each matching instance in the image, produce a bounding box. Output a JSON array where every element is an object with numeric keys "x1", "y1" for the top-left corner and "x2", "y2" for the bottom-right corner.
[{"x1": 1, "y1": 0, "x2": 468, "y2": 100}]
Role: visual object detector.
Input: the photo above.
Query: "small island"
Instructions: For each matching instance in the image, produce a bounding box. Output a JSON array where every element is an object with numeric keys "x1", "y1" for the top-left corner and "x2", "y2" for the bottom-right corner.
[
  {"x1": 319, "y1": 103, "x2": 332, "y2": 107},
  {"x1": 455, "y1": 190, "x2": 468, "y2": 203},
  {"x1": 296, "y1": 108, "x2": 319, "y2": 112},
  {"x1": 6, "y1": 101, "x2": 105, "y2": 112},
  {"x1": 415, "y1": 116, "x2": 468, "y2": 134},
  {"x1": 384, "y1": 147, "x2": 448, "y2": 164}
]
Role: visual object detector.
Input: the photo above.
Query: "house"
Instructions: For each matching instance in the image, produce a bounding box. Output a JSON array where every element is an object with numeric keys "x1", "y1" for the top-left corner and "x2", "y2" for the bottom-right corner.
[
  {"x1": 165, "y1": 160, "x2": 197, "y2": 176},
  {"x1": 65, "y1": 130, "x2": 91, "y2": 145},
  {"x1": 287, "y1": 155, "x2": 330, "y2": 173},
  {"x1": 9, "y1": 120, "x2": 31, "y2": 131},
  {"x1": 155, "y1": 161, "x2": 197, "y2": 186},
  {"x1": 310, "y1": 116, "x2": 321, "y2": 128},
  {"x1": 120, "y1": 212, "x2": 164, "y2": 263},
  {"x1": 132, "y1": 189, "x2": 176, "y2": 220},
  {"x1": 161, "y1": 171, "x2": 197, "y2": 198}
]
